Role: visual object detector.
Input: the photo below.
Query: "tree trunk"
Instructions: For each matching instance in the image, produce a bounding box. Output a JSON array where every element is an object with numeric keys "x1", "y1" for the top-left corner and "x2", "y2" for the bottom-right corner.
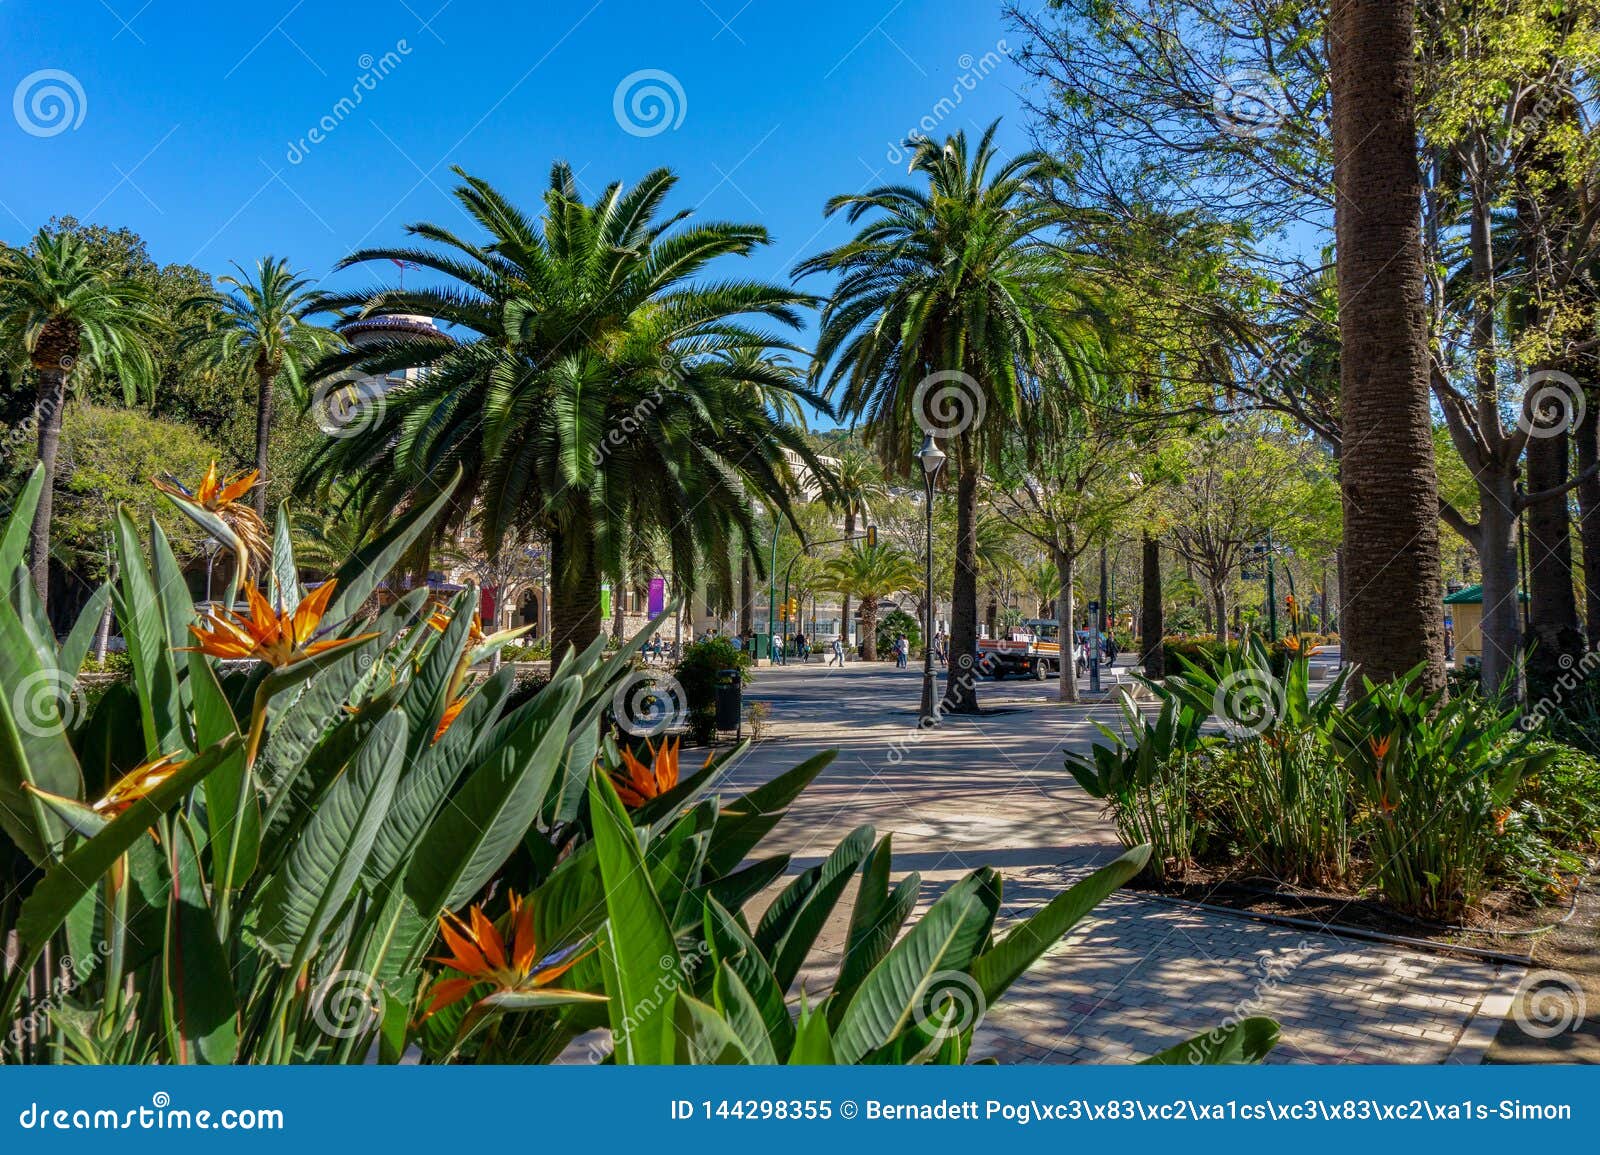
[
  {"x1": 253, "y1": 365, "x2": 274, "y2": 518},
  {"x1": 1477, "y1": 473, "x2": 1521, "y2": 698},
  {"x1": 1524, "y1": 426, "x2": 1584, "y2": 697},
  {"x1": 548, "y1": 525, "x2": 601, "y2": 661},
  {"x1": 1140, "y1": 533, "x2": 1164, "y2": 679},
  {"x1": 28, "y1": 322, "x2": 79, "y2": 615},
  {"x1": 1055, "y1": 541, "x2": 1077, "y2": 703},
  {"x1": 610, "y1": 580, "x2": 626, "y2": 641},
  {"x1": 943, "y1": 456, "x2": 981, "y2": 713},
  {"x1": 1211, "y1": 581, "x2": 1228, "y2": 647},
  {"x1": 1577, "y1": 386, "x2": 1600, "y2": 645},
  {"x1": 860, "y1": 600, "x2": 879, "y2": 662},
  {"x1": 739, "y1": 550, "x2": 754, "y2": 638},
  {"x1": 840, "y1": 509, "x2": 854, "y2": 646},
  {"x1": 1329, "y1": 0, "x2": 1445, "y2": 692},
  {"x1": 93, "y1": 559, "x2": 117, "y2": 664}
]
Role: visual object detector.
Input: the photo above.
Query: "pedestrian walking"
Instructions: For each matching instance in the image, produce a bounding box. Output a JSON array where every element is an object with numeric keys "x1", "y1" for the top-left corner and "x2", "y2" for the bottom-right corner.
[
  {"x1": 829, "y1": 636, "x2": 844, "y2": 667},
  {"x1": 895, "y1": 633, "x2": 910, "y2": 669},
  {"x1": 935, "y1": 631, "x2": 947, "y2": 666}
]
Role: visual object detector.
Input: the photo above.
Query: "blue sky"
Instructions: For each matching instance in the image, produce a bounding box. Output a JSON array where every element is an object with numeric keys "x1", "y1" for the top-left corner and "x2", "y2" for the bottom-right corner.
[{"x1": 2, "y1": 0, "x2": 1030, "y2": 324}]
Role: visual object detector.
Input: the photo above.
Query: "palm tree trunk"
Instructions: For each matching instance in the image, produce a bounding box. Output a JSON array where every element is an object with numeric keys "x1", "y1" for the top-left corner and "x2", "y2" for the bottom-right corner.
[
  {"x1": 1329, "y1": 0, "x2": 1446, "y2": 693},
  {"x1": 1054, "y1": 541, "x2": 1077, "y2": 703},
  {"x1": 548, "y1": 526, "x2": 601, "y2": 661},
  {"x1": 253, "y1": 365, "x2": 274, "y2": 518},
  {"x1": 739, "y1": 550, "x2": 754, "y2": 638},
  {"x1": 943, "y1": 456, "x2": 981, "y2": 713},
  {"x1": 1140, "y1": 533, "x2": 1164, "y2": 679},
  {"x1": 840, "y1": 509, "x2": 854, "y2": 648},
  {"x1": 861, "y1": 598, "x2": 879, "y2": 662},
  {"x1": 29, "y1": 345, "x2": 75, "y2": 614}
]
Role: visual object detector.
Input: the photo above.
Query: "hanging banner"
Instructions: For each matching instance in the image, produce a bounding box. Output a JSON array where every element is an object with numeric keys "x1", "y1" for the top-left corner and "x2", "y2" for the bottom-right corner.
[{"x1": 648, "y1": 576, "x2": 666, "y2": 615}]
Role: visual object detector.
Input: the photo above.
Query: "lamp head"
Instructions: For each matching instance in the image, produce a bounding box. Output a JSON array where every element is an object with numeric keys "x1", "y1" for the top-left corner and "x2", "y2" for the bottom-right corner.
[{"x1": 916, "y1": 434, "x2": 946, "y2": 479}]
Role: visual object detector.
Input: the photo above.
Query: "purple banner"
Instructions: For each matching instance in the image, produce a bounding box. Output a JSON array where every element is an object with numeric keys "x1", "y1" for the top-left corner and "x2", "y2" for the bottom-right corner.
[{"x1": 648, "y1": 576, "x2": 666, "y2": 616}]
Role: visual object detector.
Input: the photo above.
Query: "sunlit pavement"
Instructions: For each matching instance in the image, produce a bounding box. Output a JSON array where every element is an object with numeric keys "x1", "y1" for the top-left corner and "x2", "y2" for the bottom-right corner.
[{"x1": 715, "y1": 659, "x2": 1523, "y2": 1064}]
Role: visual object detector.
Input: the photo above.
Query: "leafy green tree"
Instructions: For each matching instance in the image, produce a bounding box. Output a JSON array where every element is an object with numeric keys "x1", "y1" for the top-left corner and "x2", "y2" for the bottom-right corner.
[
  {"x1": 181, "y1": 257, "x2": 342, "y2": 516},
  {"x1": 801, "y1": 122, "x2": 1102, "y2": 711},
  {"x1": 821, "y1": 543, "x2": 920, "y2": 661},
  {"x1": 826, "y1": 446, "x2": 887, "y2": 643},
  {"x1": 302, "y1": 166, "x2": 832, "y2": 658},
  {"x1": 0, "y1": 229, "x2": 159, "y2": 611},
  {"x1": 53, "y1": 405, "x2": 223, "y2": 579}
]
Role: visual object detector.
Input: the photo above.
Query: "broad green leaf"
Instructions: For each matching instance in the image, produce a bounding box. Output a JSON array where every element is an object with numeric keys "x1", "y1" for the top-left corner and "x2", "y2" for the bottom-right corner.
[
  {"x1": 0, "y1": 589, "x2": 82, "y2": 860},
  {"x1": 590, "y1": 769, "x2": 681, "y2": 1065},
  {"x1": 405, "y1": 677, "x2": 580, "y2": 915},
  {"x1": 0, "y1": 466, "x2": 44, "y2": 583},
  {"x1": 163, "y1": 816, "x2": 239, "y2": 1064},
  {"x1": 671, "y1": 992, "x2": 750, "y2": 1065},
  {"x1": 967, "y1": 845, "x2": 1148, "y2": 1004},
  {"x1": 255, "y1": 710, "x2": 406, "y2": 967},
  {"x1": 713, "y1": 962, "x2": 778, "y2": 1064},
  {"x1": 831, "y1": 869, "x2": 1001, "y2": 1064},
  {"x1": 1140, "y1": 1017, "x2": 1280, "y2": 1064},
  {"x1": 789, "y1": 1003, "x2": 836, "y2": 1064},
  {"x1": 754, "y1": 825, "x2": 874, "y2": 992},
  {"x1": 269, "y1": 505, "x2": 299, "y2": 616}
]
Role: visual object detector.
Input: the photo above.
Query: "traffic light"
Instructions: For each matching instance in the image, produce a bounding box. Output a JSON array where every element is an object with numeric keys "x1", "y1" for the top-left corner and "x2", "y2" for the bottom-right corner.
[{"x1": 864, "y1": 525, "x2": 877, "y2": 548}]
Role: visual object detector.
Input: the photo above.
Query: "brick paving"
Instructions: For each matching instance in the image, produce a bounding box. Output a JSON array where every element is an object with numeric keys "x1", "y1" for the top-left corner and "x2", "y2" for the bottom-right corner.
[{"x1": 721, "y1": 660, "x2": 1522, "y2": 1064}]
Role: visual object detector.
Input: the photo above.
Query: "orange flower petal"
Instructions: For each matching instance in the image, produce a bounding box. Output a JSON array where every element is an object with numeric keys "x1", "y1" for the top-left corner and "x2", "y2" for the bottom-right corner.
[
  {"x1": 423, "y1": 977, "x2": 479, "y2": 1018},
  {"x1": 436, "y1": 912, "x2": 490, "y2": 976},
  {"x1": 470, "y1": 905, "x2": 508, "y2": 972},
  {"x1": 215, "y1": 469, "x2": 259, "y2": 506}
]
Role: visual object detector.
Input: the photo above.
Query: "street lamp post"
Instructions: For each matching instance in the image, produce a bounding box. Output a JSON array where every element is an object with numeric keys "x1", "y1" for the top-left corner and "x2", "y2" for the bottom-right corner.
[{"x1": 917, "y1": 435, "x2": 947, "y2": 726}]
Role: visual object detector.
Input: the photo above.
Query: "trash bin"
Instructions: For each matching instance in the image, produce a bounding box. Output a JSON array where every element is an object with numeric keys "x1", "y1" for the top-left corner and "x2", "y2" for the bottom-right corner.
[{"x1": 714, "y1": 668, "x2": 742, "y2": 738}]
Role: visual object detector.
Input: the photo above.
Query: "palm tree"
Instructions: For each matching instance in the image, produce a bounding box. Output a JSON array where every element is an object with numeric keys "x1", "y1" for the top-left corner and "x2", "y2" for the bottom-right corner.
[
  {"x1": 1328, "y1": 1, "x2": 1446, "y2": 691},
  {"x1": 828, "y1": 446, "x2": 886, "y2": 647},
  {"x1": 800, "y1": 122, "x2": 1098, "y2": 711},
  {"x1": 0, "y1": 229, "x2": 158, "y2": 610},
  {"x1": 301, "y1": 165, "x2": 834, "y2": 658},
  {"x1": 181, "y1": 257, "x2": 342, "y2": 516},
  {"x1": 821, "y1": 542, "x2": 921, "y2": 661}
]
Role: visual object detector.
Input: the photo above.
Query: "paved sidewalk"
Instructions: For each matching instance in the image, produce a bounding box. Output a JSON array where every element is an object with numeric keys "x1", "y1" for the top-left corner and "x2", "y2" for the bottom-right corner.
[{"x1": 721, "y1": 660, "x2": 1521, "y2": 1064}]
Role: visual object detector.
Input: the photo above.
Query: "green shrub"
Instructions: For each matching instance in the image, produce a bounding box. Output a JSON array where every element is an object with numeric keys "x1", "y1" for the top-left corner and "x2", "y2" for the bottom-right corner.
[
  {"x1": 875, "y1": 608, "x2": 921, "y2": 659},
  {"x1": 1332, "y1": 671, "x2": 1553, "y2": 919},
  {"x1": 673, "y1": 636, "x2": 753, "y2": 744},
  {"x1": 1065, "y1": 690, "x2": 1209, "y2": 878}
]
